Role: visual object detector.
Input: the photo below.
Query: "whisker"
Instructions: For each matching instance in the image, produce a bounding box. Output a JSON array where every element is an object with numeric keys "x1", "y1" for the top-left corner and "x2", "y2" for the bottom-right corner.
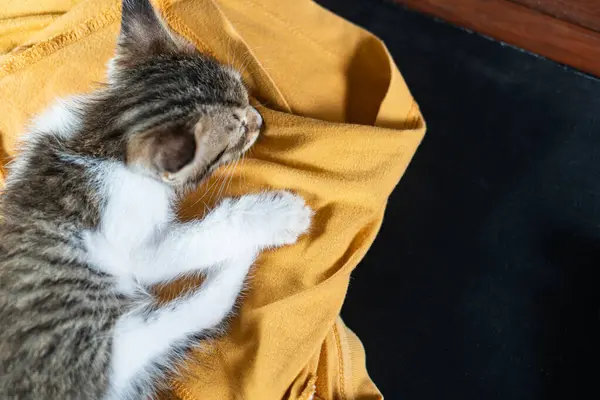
[
  {"x1": 211, "y1": 161, "x2": 235, "y2": 203},
  {"x1": 225, "y1": 158, "x2": 240, "y2": 194},
  {"x1": 183, "y1": 167, "x2": 226, "y2": 213}
]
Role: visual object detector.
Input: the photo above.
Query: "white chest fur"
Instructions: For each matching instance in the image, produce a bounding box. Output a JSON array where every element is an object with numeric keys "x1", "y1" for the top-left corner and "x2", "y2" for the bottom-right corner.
[
  {"x1": 84, "y1": 164, "x2": 174, "y2": 286},
  {"x1": 100, "y1": 165, "x2": 173, "y2": 246}
]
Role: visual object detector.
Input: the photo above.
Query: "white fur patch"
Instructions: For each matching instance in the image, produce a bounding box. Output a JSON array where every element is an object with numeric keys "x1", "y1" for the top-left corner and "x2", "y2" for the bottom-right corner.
[
  {"x1": 5, "y1": 96, "x2": 84, "y2": 187},
  {"x1": 30, "y1": 96, "x2": 83, "y2": 138},
  {"x1": 84, "y1": 162, "x2": 173, "y2": 294},
  {"x1": 84, "y1": 183, "x2": 312, "y2": 398},
  {"x1": 108, "y1": 251, "x2": 256, "y2": 398},
  {"x1": 106, "y1": 57, "x2": 119, "y2": 85}
]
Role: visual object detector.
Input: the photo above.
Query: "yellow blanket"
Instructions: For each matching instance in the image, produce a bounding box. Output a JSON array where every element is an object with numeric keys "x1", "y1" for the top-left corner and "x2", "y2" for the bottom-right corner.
[{"x1": 0, "y1": 0, "x2": 425, "y2": 398}]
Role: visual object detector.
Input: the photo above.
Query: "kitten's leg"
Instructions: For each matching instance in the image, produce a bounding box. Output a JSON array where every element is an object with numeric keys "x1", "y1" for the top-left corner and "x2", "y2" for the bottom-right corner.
[
  {"x1": 109, "y1": 251, "x2": 256, "y2": 398},
  {"x1": 133, "y1": 191, "x2": 312, "y2": 285},
  {"x1": 109, "y1": 192, "x2": 310, "y2": 395}
]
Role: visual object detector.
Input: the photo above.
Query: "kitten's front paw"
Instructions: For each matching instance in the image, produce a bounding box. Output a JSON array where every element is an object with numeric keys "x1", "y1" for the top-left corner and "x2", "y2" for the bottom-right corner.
[
  {"x1": 265, "y1": 190, "x2": 313, "y2": 247},
  {"x1": 230, "y1": 190, "x2": 312, "y2": 248}
]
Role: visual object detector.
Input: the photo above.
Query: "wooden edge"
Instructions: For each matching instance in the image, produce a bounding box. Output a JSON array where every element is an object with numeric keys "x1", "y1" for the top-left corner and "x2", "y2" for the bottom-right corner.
[{"x1": 392, "y1": 0, "x2": 600, "y2": 77}]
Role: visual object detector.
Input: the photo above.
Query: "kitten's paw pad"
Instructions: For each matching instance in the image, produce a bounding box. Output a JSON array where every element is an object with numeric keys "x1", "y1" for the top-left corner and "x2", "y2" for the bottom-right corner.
[{"x1": 267, "y1": 190, "x2": 313, "y2": 246}]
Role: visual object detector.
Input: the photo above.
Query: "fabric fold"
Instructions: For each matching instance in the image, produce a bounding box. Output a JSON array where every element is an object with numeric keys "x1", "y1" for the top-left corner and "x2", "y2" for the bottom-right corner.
[{"x1": 0, "y1": 0, "x2": 425, "y2": 398}]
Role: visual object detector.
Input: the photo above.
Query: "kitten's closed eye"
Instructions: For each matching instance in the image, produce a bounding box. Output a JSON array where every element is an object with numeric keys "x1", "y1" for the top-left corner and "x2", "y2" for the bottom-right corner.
[{"x1": 127, "y1": 105, "x2": 263, "y2": 188}]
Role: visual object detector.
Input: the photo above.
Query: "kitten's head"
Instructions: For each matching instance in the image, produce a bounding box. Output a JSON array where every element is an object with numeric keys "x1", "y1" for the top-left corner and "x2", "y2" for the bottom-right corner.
[{"x1": 104, "y1": 0, "x2": 262, "y2": 189}]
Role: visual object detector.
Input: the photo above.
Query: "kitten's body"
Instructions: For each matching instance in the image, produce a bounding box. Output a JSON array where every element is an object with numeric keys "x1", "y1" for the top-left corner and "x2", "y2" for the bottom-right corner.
[{"x1": 0, "y1": 1, "x2": 311, "y2": 398}]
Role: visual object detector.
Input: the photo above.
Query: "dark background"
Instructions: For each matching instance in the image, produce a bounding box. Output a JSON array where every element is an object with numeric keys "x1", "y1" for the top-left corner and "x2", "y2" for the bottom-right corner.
[{"x1": 315, "y1": 0, "x2": 600, "y2": 399}]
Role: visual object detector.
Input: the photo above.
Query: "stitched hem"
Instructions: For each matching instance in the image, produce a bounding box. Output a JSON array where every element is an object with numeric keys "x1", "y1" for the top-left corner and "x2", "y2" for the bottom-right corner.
[
  {"x1": 0, "y1": 3, "x2": 120, "y2": 78},
  {"x1": 332, "y1": 323, "x2": 347, "y2": 400},
  {"x1": 0, "y1": 0, "x2": 213, "y2": 79},
  {"x1": 409, "y1": 100, "x2": 424, "y2": 130},
  {"x1": 170, "y1": 378, "x2": 196, "y2": 400},
  {"x1": 242, "y1": 0, "x2": 338, "y2": 60}
]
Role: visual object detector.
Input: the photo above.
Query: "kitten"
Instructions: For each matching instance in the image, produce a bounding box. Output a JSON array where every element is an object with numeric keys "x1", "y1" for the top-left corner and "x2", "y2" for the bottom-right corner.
[{"x1": 0, "y1": 0, "x2": 312, "y2": 399}]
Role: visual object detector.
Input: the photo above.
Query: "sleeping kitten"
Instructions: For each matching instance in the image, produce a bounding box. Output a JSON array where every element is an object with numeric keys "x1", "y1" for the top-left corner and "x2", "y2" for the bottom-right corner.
[{"x1": 0, "y1": 0, "x2": 312, "y2": 399}]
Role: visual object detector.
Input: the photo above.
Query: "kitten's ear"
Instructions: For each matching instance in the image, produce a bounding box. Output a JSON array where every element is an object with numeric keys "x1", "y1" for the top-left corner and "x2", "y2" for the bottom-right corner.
[
  {"x1": 127, "y1": 124, "x2": 198, "y2": 174},
  {"x1": 152, "y1": 128, "x2": 197, "y2": 174},
  {"x1": 113, "y1": 0, "x2": 195, "y2": 68}
]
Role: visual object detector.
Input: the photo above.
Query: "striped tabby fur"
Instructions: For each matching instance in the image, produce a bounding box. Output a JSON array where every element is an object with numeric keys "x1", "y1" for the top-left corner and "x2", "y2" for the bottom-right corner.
[{"x1": 0, "y1": 0, "x2": 311, "y2": 399}]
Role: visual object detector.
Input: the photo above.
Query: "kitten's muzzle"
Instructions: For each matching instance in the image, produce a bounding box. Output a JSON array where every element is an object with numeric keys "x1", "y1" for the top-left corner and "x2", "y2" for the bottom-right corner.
[
  {"x1": 241, "y1": 106, "x2": 263, "y2": 152},
  {"x1": 248, "y1": 106, "x2": 263, "y2": 130}
]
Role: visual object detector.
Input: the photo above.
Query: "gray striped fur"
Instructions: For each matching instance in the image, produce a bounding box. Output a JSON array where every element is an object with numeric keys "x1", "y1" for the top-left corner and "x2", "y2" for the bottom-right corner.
[{"x1": 0, "y1": 0, "x2": 261, "y2": 398}]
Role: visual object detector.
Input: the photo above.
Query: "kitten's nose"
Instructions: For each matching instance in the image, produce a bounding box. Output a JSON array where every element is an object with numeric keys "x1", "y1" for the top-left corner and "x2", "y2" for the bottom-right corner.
[{"x1": 248, "y1": 106, "x2": 263, "y2": 130}]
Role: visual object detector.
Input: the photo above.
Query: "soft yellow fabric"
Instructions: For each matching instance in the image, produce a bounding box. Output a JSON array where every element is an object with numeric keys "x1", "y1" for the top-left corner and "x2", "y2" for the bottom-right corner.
[{"x1": 0, "y1": 0, "x2": 426, "y2": 399}]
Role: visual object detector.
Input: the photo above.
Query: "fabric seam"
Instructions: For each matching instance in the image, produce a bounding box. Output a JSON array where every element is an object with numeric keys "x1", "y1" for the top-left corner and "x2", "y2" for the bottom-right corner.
[
  {"x1": 0, "y1": 3, "x2": 120, "y2": 78},
  {"x1": 170, "y1": 378, "x2": 197, "y2": 400},
  {"x1": 332, "y1": 322, "x2": 347, "y2": 400},
  {"x1": 241, "y1": 0, "x2": 338, "y2": 60}
]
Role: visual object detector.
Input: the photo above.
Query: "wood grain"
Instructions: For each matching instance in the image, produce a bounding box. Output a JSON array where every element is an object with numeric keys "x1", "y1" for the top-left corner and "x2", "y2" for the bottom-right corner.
[
  {"x1": 512, "y1": 0, "x2": 600, "y2": 32},
  {"x1": 393, "y1": 0, "x2": 600, "y2": 77}
]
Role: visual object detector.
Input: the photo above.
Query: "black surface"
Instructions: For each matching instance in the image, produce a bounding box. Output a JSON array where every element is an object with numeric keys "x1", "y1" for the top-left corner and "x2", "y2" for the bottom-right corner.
[{"x1": 315, "y1": 1, "x2": 600, "y2": 399}]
